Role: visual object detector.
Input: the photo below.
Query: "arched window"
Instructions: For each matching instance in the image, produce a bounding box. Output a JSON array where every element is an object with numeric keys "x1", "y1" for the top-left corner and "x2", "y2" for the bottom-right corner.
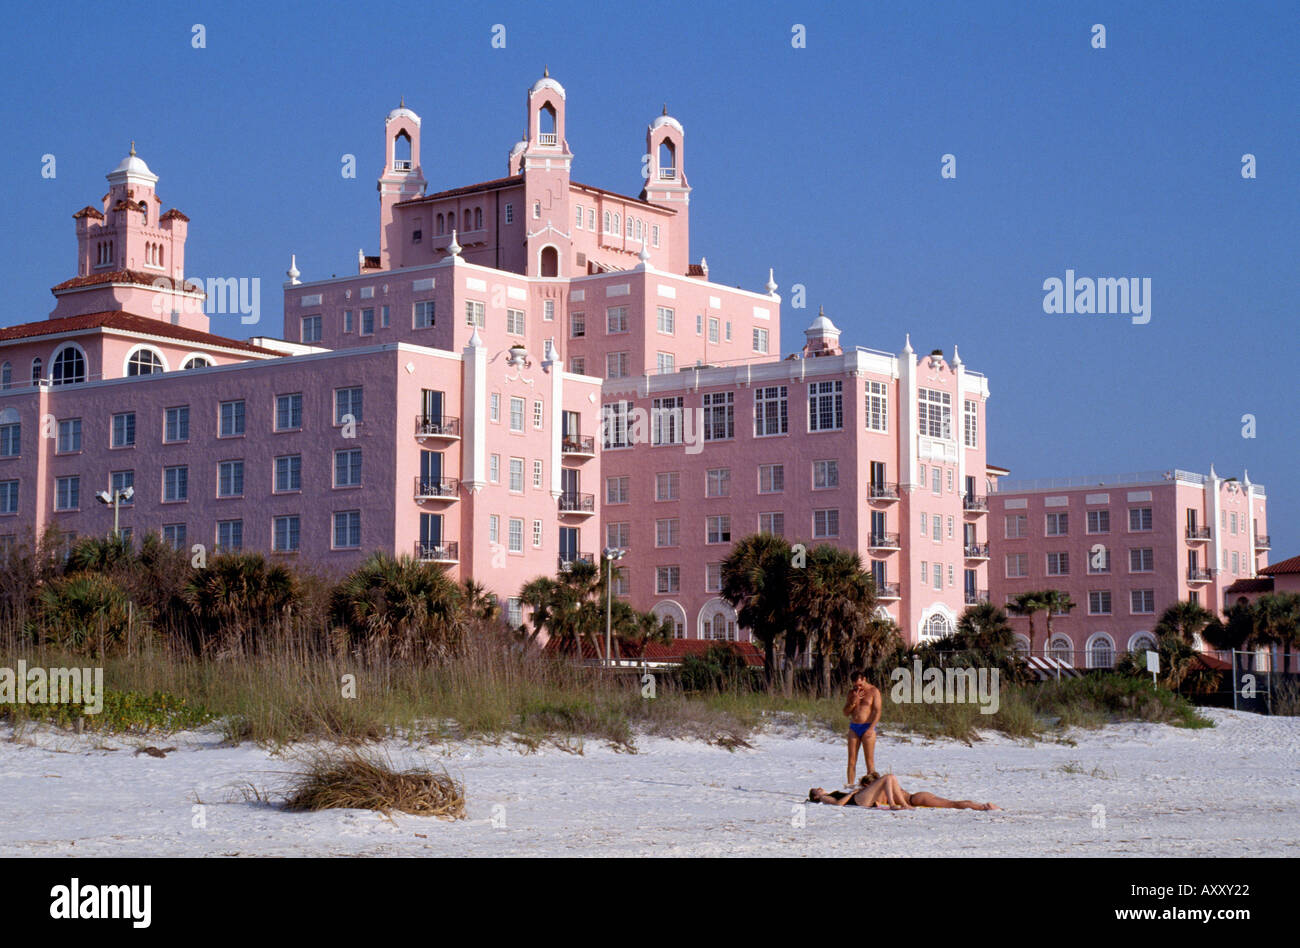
[
  {"x1": 922, "y1": 613, "x2": 953, "y2": 642},
  {"x1": 538, "y1": 103, "x2": 557, "y2": 139},
  {"x1": 652, "y1": 601, "x2": 687, "y2": 640},
  {"x1": 635, "y1": 219, "x2": 642, "y2": 241},
  {"x1": 393, "y1": 131, "x2": 412, "y2": 170},
  {"x1": 463, "y1": 210, "x2": 470, "y2": 232},
  {"x1": 0, "y1": 362, "x2": 10, "y2": 390},
  {"x1": 474, "y1": 207, "x2": 483, "y2": 230},
  {"x1": 436, "y1": 213, "x2": 444, "y2": 234},
  {"x1": 158, "y1": 245, "x2": 163, "y2": 268},
  {"x1": 1048, "y1": 636, "x2": 1074, "y2": 664},
  {"x1": 625, "y1": 217, "x2": 632, "y2": 238},
  {"x1": 603, "y1": 211, "x2": 611, "y2": 233},
  {"x1": 31, "y1": 358, "x2": 43, "y2": 384},
  {"x1": 1129, "y1": 633, "x2": 1156, "y2": 654},
  {"x1": 141, "y1": 201, "x2": 149, "y2": 224},
  {"x1": 539, "y1": 245, "x2": 559, "y2": 278},
  {"x1": 181, "y1": 356, "x2": 212, "y2": 370},
  {"x1": 1087, "y1": 634, "x2": 1115, "y2": 669},
  {"x1": 126, "y1": 348, "x2": 164, "y2": 376},
  {"x1": 51, "y1": 347, "x2": 86, "y2": 385},
  {"x1": 659, "y1": 140, "x2": 676, "y2": 176},
  {"x1": 613, "y1": 214, "x2": 620, "y2": 236},
  {"x1": 1013, "y1": 634, "x2": 1030, "y2": 656}
]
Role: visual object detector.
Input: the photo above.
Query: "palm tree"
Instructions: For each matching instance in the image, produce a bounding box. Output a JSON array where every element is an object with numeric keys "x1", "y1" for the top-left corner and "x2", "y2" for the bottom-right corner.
[
  {"x1": 66, "y1": 535, "x2": 134, "y2": 574},
  {"x1": 1040, "y1": 590, "x2": 1075, "y2": 657},
  {"x1": 518, "y1": 560, "x2": 668, "y2": 661},
  {"x1": 720, "y1": 534, "x2": 795, "y2": 690},
  {"x1": 329, "y1": 553, "x2": 463, "y2": 660},
  {"x1": 956, "y1": 600, "x2": 1016, "y2": 650},
  {"x1": 1007, "y1": 590, "x2": 1050, "y2": 656},
  {"x1": 790, "y1": 545, "x2": 876, "y2": 697},
  {"x1": 187, "y1": 552, "x2": 299, "y2": 656},
  {"x1": 37, "y1": 572, "x2": 139, "y2": 656},
  {"x1": 1153, "y1": 600, "x2": 1214, "y2": 645},
  {"x1": 1250, "y1": 593, "x2": 1300, "y2": 673},
  {"x1": 461, "y1": 579, "x2": 501, "y2": 624}
]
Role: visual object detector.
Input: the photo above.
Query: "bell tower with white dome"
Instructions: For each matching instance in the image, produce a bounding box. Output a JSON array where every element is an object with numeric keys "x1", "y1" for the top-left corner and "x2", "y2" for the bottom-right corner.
[
  {"x1": 520, "y1": 69, "x2": 573, "y2": 278},
  {"x1": 378, "y1": 100, "x2": 427, "y2": 267},
  {"x1": 642, "y1": 107, "x2": 691, "y2": 276}
]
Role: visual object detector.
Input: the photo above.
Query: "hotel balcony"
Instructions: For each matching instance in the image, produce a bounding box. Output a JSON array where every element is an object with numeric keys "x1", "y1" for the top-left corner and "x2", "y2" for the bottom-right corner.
[
  {"x1": 414, "y1": 540, "x2": 459, "y2": 564},
  {"x1": 962, "y1": 494, "x2": 989, "y2": 514},
  {"x1": 875, "y1": 581, "x2": 901, "y2": 600},
  {"x1": 964, "y1": 588, "x2": 991, "y2": 605},
  {"x1": 1255, "y1": 533, "x2": 1271, "y2": 550},
  {"x1": 868, "y1": 482, "x2": 900, "y2": 503},
  {"x1": 561, "y1": 434, "x2": 596, "y2": 459},
  {"x1": 558, "y1": 552, "x2": 595, "y2": 572},
  {"x1": 867, "y1": 532, "x2": 901, "y2": 551},
  {"x1": 558, "y1": 492, "x2": 596, "y2": 517},
  {"x1": 414, "y1": 415, "x2": 461, "y2": 441},
  {"x1": 1187, "y1": 567, "x2": 1213, "y2": 583},
  {"x1": 414, "y1": 477, "x2": 460, "y2": 503},
  {"x1": 964, "y1": 542, "x2": 990, "y2": 560},
  {"x1": 1186, "y1": 526, "x2": 1212, "y2": 543}
]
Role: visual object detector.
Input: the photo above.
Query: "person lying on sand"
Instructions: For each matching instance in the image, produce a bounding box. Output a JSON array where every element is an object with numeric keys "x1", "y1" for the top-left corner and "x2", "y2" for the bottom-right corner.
[
  {"x1": 808, "y1": 773, "x2": 1000, "y2": 811},
  {"x1": 843, "y1": 670, "x2": 881, "y2": 787}
]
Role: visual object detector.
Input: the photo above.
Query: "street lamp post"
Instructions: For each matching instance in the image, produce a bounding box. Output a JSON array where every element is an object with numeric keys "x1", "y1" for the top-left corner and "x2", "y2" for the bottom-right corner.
[
  {"x1": 95, "y1": 486, "x2": 134, "y2": 539},
  {"x1": 603, "y1": 547, "x2": 626, "y2": 668}
]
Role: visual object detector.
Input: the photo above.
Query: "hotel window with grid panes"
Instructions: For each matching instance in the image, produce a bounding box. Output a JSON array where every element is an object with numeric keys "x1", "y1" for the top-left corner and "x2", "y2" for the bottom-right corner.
[
  {"x1": 963, "y1": 399, "x2": 978, "y2": 448},
  {"x1": 1088, "y1": 547, "x2": 1112, "y2": 573},
  {"x1": 656, "y1": 306, "x2": 675, "y2": 334},
  {"x1": 334, "y1": 511, "x2": 361, "y2": 549},
  {"x1": 1129, "y1": 548, "x2": 1154, "y2": 572},
  {"x1": 1128, "y1": 507, "x2": 1152, "y2": 531},
  {"x1": 216, "y1": 520, "x2": 243, "y2": 552},
  {"x1": 1089, "y1": 591, "x2": 1112, "y2": 615},
  {"x1": 220, "y1": 400, "x2": 245, "y2": 437},
  {"x1": 509, "y1": 458, "x2": 524, "y2": 492},
  {"x1": 808, "y1": 381, "x2": 843, "y2": 431},
  {"x1": 570, "y1": 311, "x2": 585, "y2": 337},
  {"x1": 607, "y1": 522, "x2": 630, "y2": 548},
  {"x1": 506, "y1": 309, "x2": 525, "y2": 335},
  {"x1": 508, "y1": 519, "x2": 523, "y2": 553},
  {"x1": 217, "y1": 460, "x2": 244, "y2": 497},
  {"x1": 112, "y1": 412, "x2": 135, "y2": 448},
  {"x1": 703, "y1": 392, "x2": 734, "y2": 440},
  {"x1": 603, "y1": 402, "x2": 632, "y2": 448},
  {"x1": 301, "y1": 315, "x2": 321, "y2": 342},
  {"x1": 164, "y1": 406, "x2": 189, "y2": 443},
  {"x1": 656, "y1": 472, "x2": 680, "y2": 501},
  {"x1": 1087, "y1": 510, "x2": 1110, "y2": 534},
  {"x1": 706, "y1": 516, "x2": 731, "y2": 544},
  {"x1": 1005, "y1": 514, "x2": 1028, "y2": 538},
  {"x1": 606, "y1": 475, "x2": 629, "y2": 504},
  {"x1": 465, "y1": 300, "x2": 485, "y2": 328},
  {"x1": 918, "y1": 389, "x2": 952, "y2": 439},
  {"x1": 652, "y1": 397, "x2": 684, "y2": 445},
  {"x1": 656, "y1": 519, "x2": 679, "y2": 547},
  {"x1": 1045, "y1": 512, "x2": 1068, "y2": 536},
  {"x1": 163, "y1": 466, "x2": 188, "y2": 502},
  {"x1": 275, "y1": 394, "x2": 302, "y2": 431},
  {"x1": 759, "y1": 464, "x2": 784, "y2": 493},
  {"x1": 335, "y1": 388, "x2": 363, "y2": 425},
  {"x1": 275, "y1": 455, "x2": 301, "y2": 492},
  {"x1": 606, "y1": 352, "x2": 629, "y2": 379},
  {"x1": 273, "y1": 516, "x2": 299, "y2": 552},
  {"x1": 753, "y1": 328, "x2": 769, "y2": 353},
  {"x1": 1131, "y1": 589, "x2": 1155, "y2": 614},
  {"x1": 656, "y1": 352, "x2": 675, "y2": 375},
  {"x1": 814, "y1": 509, "x2": 839, "y2": 538},
  {"x1": 865, "y1": 381, "x2": 888, "y2": 432},
  {"x1": 414, "y1": 301, "x2": 435, "y2": 329},
  {"x1": 1046, "y1": 552, "x2": 1069, "y2": 575},
  {"x1": 759, "y1": 512, "x2": 784, "y2": 536},
  {"x1": 706, "y1": 468, "x2": 730, "y2": 498},
  {"x1": 656, "y1": 566, "x2": 680, "y2": 595},
  {"x1": 335, "y1": 449, "x2": 362, "y2": 487},
  {"x1": 509, "y1": 397, "x2": 525, "y2": 432},
  {"x1": 607, "y1": 306, "x2": 628, "y2": 334},
  {"x1": 813, "y1": 460, "x2": 839, "y2": 490},
  {"x1": 57, "y1": 418, "x2": 81, "y2": 453},
  {"x1": 754, "y1": 386, "x2": 787, "y2": 436},
  {"x1": 1005, "y1": 553, "x2": 1028, "y2": 578}
]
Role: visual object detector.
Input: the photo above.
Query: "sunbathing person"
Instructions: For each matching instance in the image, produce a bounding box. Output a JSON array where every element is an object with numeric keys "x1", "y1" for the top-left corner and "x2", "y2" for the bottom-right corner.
[{"x1": 808, "y1": 773, "x2": 1000, "y2": 811}]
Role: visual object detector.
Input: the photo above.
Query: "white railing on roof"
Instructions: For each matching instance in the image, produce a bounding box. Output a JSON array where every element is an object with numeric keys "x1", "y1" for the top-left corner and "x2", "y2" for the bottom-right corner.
[
  {"x1": 995, "y1": 470, "x2": 1186, "y2": 493},
  {"x1": 538, "y1": 133, "x2": 558, "y2": 145}
]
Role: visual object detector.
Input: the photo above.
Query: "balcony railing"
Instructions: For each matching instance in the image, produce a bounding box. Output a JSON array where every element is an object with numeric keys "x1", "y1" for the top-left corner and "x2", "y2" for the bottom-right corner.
[
  {"x1": 414, "y1": 477, "x2": 459, "y2": 500},
  {"x1": 868, "y1": 482, "x2": 899, "y2": 502},
  {"x1": 1186, "y1": 526, "x2": 1212, "y2": 541},
  {"x1": 415, "y1": 415, "x2": 460, "y2": 439},
  {"x1": 393, "y1": 159, "x2": 412, "y2": 171},
  {"x1": 868, "y1": 532, "x2": 900, "y2": 550},
  {"x1": 558, "y1": 492, "x2": 595, "y2": 514},
  {"x1": 538, "y1": 133, "x2": 558, "y2": 145},
  {"x1": 964, "y1": 542, "x2": 990, "y2": 559},
  {"x1": 558, "y1": 552, "x2": 595, "y2": 571},
  {"x1": 963, "y1": 494, "x2": 989, "y2": 512},
  {"x1": 658, "y1": 168, "x2": 677, "y2": 180},
  {"x1": 414, "y1": 540, "x2": 458, "y2": 563},
  {"x1": 875, "y1": 582, "x2": 901, "y2": 599},
  {"x1": 964, "y1": 589, "x2": 991, "y2": 605},
  {"x1": 1255, "y1": 533, "x2": 1271, "y2": 549},
  {"x1": 1187, "y1": 567, "x2": 1213, "y2": 582},
  {"x1": 561, "y1": 434, "x2": 596, "y2": 456}
]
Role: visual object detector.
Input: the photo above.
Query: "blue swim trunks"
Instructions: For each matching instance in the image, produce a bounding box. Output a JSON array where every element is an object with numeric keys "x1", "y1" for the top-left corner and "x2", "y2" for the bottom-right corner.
[{"x1": 849, "y1": 722, "x2": 874, "y2": 738}]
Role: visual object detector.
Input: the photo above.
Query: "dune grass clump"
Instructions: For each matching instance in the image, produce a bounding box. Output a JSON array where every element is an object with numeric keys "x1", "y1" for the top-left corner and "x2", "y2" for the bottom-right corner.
[{"x1": 284, "y1": 749, "x2": 466, "y2": 819}]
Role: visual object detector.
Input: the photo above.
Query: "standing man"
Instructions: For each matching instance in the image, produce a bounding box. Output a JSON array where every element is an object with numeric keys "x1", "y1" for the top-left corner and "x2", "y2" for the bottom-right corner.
[{"x1": 843, "y1": 670, "x2": 881, "y2": 787}]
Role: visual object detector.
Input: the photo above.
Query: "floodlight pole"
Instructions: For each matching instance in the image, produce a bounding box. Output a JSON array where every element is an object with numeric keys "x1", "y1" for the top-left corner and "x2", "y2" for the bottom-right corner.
[{"x1": 603, "y1": 548, "x2": 625, "y2": 669}]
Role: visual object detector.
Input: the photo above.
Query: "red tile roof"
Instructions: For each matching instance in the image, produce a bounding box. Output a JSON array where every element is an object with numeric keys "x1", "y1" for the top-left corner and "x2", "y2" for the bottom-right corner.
[
  {"x1": 686, "y1": 263, "x2": 706, "y2": 277},
  {"x1": 1261, "y1": 555, "x2": 1300, "y2": 576},
  {"x1": 72, "y1": 206, "x2": 105, "y2": 220},
  {"x1": 399, "y1": 175, "x2": 524, "y2": 205},
  {"x1": 1224, "y1": 578, "x2": 1273, "y2": 595},
  {"x1": 0, "y1": 311, "x2": 279, "y2": 356},
  {"x1": 51, "y1": 269, "x2": 204, "y2": 293},
  {"x1": 159, "y1": 208, "x2": 189, "y2": 222},
  {"x1": 1193, "y1": 652, "x2": 1232, "y2": 672}
]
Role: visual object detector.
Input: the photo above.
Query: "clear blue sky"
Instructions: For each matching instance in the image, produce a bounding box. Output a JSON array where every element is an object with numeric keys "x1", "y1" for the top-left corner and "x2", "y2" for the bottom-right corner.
[{"x1": 4, "y1": 1, "x2": 1296, "y2": 554}]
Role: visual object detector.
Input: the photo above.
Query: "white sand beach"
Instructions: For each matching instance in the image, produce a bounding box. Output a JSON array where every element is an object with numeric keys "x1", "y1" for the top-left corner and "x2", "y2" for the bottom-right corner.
[{"x1": 2, "y1": 708, "x2": 1297, "y2": 857}]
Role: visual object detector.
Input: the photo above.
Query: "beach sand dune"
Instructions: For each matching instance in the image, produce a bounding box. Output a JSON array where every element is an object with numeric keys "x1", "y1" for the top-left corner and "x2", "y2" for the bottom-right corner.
[{"x1": 2, "y1": 708, "x2": 1296, "y2": 857}]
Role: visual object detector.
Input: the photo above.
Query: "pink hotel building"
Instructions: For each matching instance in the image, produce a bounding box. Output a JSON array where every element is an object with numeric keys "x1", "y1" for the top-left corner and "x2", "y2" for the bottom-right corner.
[{"x1": 0, "y1": 73, "x2": 1267, "y2": 655}]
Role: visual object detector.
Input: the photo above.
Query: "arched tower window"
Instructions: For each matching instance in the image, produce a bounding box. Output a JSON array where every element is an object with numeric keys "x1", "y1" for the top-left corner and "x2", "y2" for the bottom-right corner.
[
  {"x1": 538, "y1": 103, "x2": 557, "y2": 143},
  {"x1": 436, "y1": 213, "x2": 444, "y2": 233},
  {"x1": 463, "y1": 209, "x2": 471, "y2": 231},
  {"x1": 181, "y1": 356, "x2": 212, "y2": 370},
  {"x1": 158, "y1": 245, "x2": 164, "y2": 268},
  {"x1": 539, "y1": 246, "x2": 559, "y2": 278},
  {"x1": 51, "y1": 347, "x2": 86, "y2": 385},
  {"x1": 141, "y1": 201, "x2": 149, "y2": 224},
  {"x1": 31, "y1": 358, "x2": 42, "y2": 385},
  {"x1": 1, "y1": 362, "x2": 11, "y2": 390},
  {"x1": 659, "y1": 140, "x2": 677, "y2": 178},
  {"x1": 613, "y1": 214, "x2": 620, "y2": 235},
  {"x1": 126, "y1": 348, "x2": 164, "y2": 376},
  {"x1": 474, "y1": 207, "x2": 483, "y2": 230},
  {"x1": 393, "y1": 131, "x2": 412, "y2": 171}
]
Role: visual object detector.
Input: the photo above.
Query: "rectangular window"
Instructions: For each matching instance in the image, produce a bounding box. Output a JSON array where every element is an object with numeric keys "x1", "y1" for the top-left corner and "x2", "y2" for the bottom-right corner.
[
  {"x1": 607, "y1": 306, "x2": 628, "y2": 334},
  {"x1": 489, "y1": 454, "x2": 500, "y2": 483},
  {"x1": 1129, "y1": 507, "x2": 1153, "y2": 531},
  {"x1": 921, "y1": 512, "x2": 929, "y2": 537},
  {"x1": 1088, "y1": 548, "x2": 1112, "y2": 573},
  {"x1": 274, "y1": 455, "x2": 302, "y2": 492},
  {"x1": 656, "y1": 472, "x2": 680, "y2": 501},
  {"x1": 813, "y1": 460, "x2": 839, "y2": 489},
  {"x1": 703, "y1": 392, "x2": 734, "y2": 440},
  {"x1": 509, "y1": 397, "x2": 525, "y2": 432},
  {"x1": 758, "y1": 463, "x2": 784, "y2": 493},
  {"x1": 808, "y1": 380, "x2": 843, "y2": 431},
  {"x1": 918, "y1": 388, "x2": 953, "y2": 440},
  {"x1": 112, "y1": 412, "x2": 135, "y2": 448},
  {"x1": 575, "y1": 205, "x2": 583, "y2": 228},
  {"x1": 163, "y1": 406, "x2": 188, "y2": 443},
  {"x1": 301, "y1": 315, "x2": 322, "y2": 343},
  {"x1": 508, "y1": 518, "x2": 524, "y2": 554},
  {"x1": 932, "y1": 467, "x2": 943, "y2": 495},
  {"x1": 54, "y1": 477, "x2": 80, "y2": 512},
  {"x1": 813, "y1": 509, "x2": 839, "y2": 538},
  {"x1": 1005, "y1": 514, "x2": 1028, "y2": 538},
  {"x1": 506, "y1": 308, "x2": 526, "y2": 335},
  {"x1": 343, "y1": 310, "x2": 354, "y2": 333},
  {"x1": 656, "y1": 518, "x2": 680, "y2": 547},
  {"x1": 275, "y1": 394, "x2": 303, "y2": 431},
  {"x1": 163, "y1": 465, "x2": 189, "y2": 502},
  {"x1": 725, "y1": 321, "x2": 732, "y2": 341},
  {"x1": 504, "y1": 204, "x2": 514, "y2": 224},
  {"x1": 216, "y1": 519, "x2": 243, "y2": 552},
  {"x1": 1129, "y1": 548, "x2": 1154, "y2": 572},
  {"x1": 488, "y1": 515, "x2": 500, "y2": 545},
  {"x1": 532, "y1": 459, "x2": 543, "y2": 489},
  {"x1": 57, "y1": 418, "x2": 82, "y2": 453},
  {"x1": 219, "y1": 400, "x2": 245, "y2": 437},
  {"x1": 162, "y1": 524, "x2": 187, "y2": 550},
  {"x1": 606, "y1": 475, "x2": 630, "y2": 504},
  {"x1": 705, "y1": 468, "x2": 731, "y2": 498},
  {"x1": 532, "y1": 400, "x2": 544, "y2": 430},
  {"x1": 544, "y1": 300, "x2": 555, "y2": 322},
  {"x1": 652, "y1": 396, "x2": 684, "y2": 445},
  {"x1": 1087, "y1": 509, "x2": 1110, "y2": 534},
  {"x1": 588, "y1": 209, "x2": 595, "y2": 231},
  {"x1": 963, "y1": 399, "x2": 978, "y2": 448},
  {"x1": 273, "y1": 515, "x2": 300, "y2": 553},
  {"x1": 110, "y1": 470, "x2": 134, "y2": 499},
  {"x1": 509, "y1": 457, "x2": 524, "y2": 493},
  {"x1": 754, "y1": 386, "x2": 788, "y2": 437},
  {"x1": 532, "y1": 519, "x2": 543, "y2": 548},
  {"x1": 946, "y1": 469, "x2": 954, "y2": 493},
  {"x1": 334, "y1": 449, "x2": 362, "y2": 487},
  {"x1": 361, "y1": 308, "x2": 374, "y2": 335},
  {"x1": 335, "y1": 387, "x2": 363, "y2": 425},
  {"x1": 606, "y1": 352, "x2": 629, "y2": 379},
  {"x1": 705, "y1": 562, "x2": 723, "y2": 593},
  {"x1": 571, "y1": 311, "x2": 585, "y2": 337},
  {"x1": 607, "y1": 522, "x2": 630, "y2": 548},
  {"x1": 333, "y1": 510, "x2": 361, "y2": 549},
  {"x1": 381, "y1": 305, "x2": 390, "y2": 328},
  {"x1": 656, "y1": 306, "x2": 675, "y2": 334},
  {"x1": 706, "y1": 515, "x2": 731, "y2": 544},
  {"x1": 1005, "y1": 553, "x2": 1028, "y2": 578},
  {"x1": 932, "y1": 514, "x2": 941, "y2": 540},
  {"x1": 490, "y1": 393, "x2": 500, "y2": 423},
  {"x1": 946, "y1": 515, "x2": 954, "y2": 538},
  {"x1": 652, "y1": 224, "x2": 660, "y2": 247},
  {"x1": 571, "y1": 356, "x2": 586, "y2": 374},
  {"x1": 217, "y1": 460, "x2": 244, "y2": 497},
  {"x1": 1089, "y1": 591, "x2": 1112, "y2": 615},
  {"x1": 414, "y1": 300, "x2": 436, "y2": 328},
  {"x1": 864, "y1": 381, "x2": 888, "y2": 432},
  {"x1": 656, "y1": 566, "x2": 681, "y2": 595},
  {"x1": 1045, "y1": 512, "x2": 1069, "y2": 536},
  {"x1": 753, "y1": 327, "x2": 769, "y2": 353},
  {"x1": 465, "y1": 300, "x2": 486, "y2": 328},
  {"x1": 656, "y1": 352, "x2": 675, "y2": 375},
  {"x1": 1131, "y1": 589, "x2": 1155, "y2": 614},
  {"x1": 759, "y1": 512, "x2": 785, "y2": 536},
  {"x1": 708, "y1": 317, "x2": 719, "y2": 343},
  {"x1": 1046, "y1": 552, "x2": 1070, "y2": 576}
]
